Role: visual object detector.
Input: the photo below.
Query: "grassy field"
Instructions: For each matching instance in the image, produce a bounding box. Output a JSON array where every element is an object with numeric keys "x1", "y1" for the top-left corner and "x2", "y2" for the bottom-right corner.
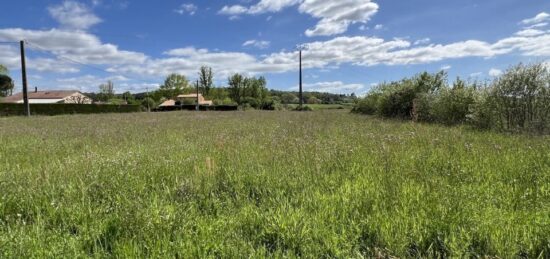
[{"x1": 0, "y1": 110, "x2": 549, "y2": 258}]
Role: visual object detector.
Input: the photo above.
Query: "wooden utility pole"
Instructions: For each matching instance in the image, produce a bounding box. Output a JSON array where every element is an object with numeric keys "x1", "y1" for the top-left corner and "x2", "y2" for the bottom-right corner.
[
  {"x1": 146, "y1": 87, "x2": 150, "y2": 112},
  {"x1": 20, "y1": 40, "x2": 30, "y2": 117},
  {"x1": 299, "y1": 49, "x2": 303, "y2": 109},
  {"x1": 196, "y1": 80, "x2": 199, "y2": 111}
]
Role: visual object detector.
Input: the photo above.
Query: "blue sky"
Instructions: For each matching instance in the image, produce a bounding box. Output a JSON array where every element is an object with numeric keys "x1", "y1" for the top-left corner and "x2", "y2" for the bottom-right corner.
[{"x1": 0, "y1": 0, "x2": 549, "y2": 94}]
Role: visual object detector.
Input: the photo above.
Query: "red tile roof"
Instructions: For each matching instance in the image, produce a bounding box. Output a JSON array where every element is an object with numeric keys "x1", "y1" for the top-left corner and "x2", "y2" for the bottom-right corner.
[{"x1": 1, "y1": 90, "x2": 80, "y2": 103}]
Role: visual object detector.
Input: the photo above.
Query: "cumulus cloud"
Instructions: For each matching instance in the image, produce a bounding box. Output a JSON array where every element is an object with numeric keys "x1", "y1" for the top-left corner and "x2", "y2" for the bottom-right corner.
[
  {"x1": 414, "y1": 38, "x2": 431, "y2": 45},
  {"x1": 2, "y1": 10, "x2": 550, "y2": 92},
  {"x1": 48, "y1": 1, "x2": 102, "y2": 30},
  {"x1": 243, "y1": 40, "x2": 271, "y2": 49},
  {"x1": 0, "y1": 28, "x2": 147, "y2": 66},
  {"x1": 489, "y1": 68, "x2": 503, "y2": 77},
  {"x1": 300, "y1": 0, "x2": 379, "y2": 37},
  {"x1": 515, "y1": 28, "x2": 545, "y2": 37},
  {"x1": 218, "y1": 5, "x2": 249, "y2": 15},
  {"x1": 174, "y1": 3, "x2": 198, "y2": 15},
  {"x1": 219, "y1": 0, "x2": 379, "y2": 37},
  {"x1": 521, "y1": 12, "x2": 550, "y2": 25}
]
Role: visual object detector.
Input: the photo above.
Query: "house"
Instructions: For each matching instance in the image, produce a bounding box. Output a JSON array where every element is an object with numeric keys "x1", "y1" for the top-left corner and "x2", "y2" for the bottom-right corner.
[
  {"x1": 158, "y1": 99, "x2": 176, "y2": 107},
  {"x1": 158, "y1": 93, "x2": 213, "y2": 107},
  {"x1": 177, "y1": 93, "x2": 213, "y2": 106},
  {"x1": 0, "y1": 89, "x2": 92, "y2": 104}
]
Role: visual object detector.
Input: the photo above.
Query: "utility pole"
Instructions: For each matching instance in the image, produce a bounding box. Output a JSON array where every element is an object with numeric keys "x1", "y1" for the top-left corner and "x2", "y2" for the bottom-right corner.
[
  {"x1": 196, "y1": 80, "x2": 199, "y2": 111},
  {"x1": 146, "y1": 87, "x2": 150, "y2": 112},
  {"x1": 299, "y1": 49, "x2": 303, "y2": 109},
  {"x1": 20, "y1": 40, "x2": 30, "y2": 117}
]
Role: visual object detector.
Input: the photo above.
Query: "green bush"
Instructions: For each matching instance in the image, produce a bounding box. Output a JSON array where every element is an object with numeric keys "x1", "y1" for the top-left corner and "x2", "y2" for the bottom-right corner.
[
  {"x1": 294, "y1": 105, "x2": 313, "y2": 111},
  {"x1": 0, "y1": 103, "x2": 141, "y2": 116},
  {"x1": 353, "y1": 63, "x2": 550, "y2": 134},
  {"x1": 488, "y1": 63, "x2": 550, "y2": 133},
  {"x1": 352, "y1": 93, "x2": 381, "y2": 115},
  {"x1": 430, "y1": 78, "x2": 476, "y2": 125}
]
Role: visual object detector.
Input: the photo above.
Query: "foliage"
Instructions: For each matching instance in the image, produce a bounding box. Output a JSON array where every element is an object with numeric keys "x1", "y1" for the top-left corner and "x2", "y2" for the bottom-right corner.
[
  {"x1": 228, "y1": 73, "x2": 270, "y2": 109},
  {"x1": 280, "y1": 93, "x2": 299, "y2": 104},
  {"x1": 0, "y1": 65, "x2": 14, "y2": 97},
  {"x1": 228, "y1": 73, "x2": 245, "y2": 104},
  {"x1": 354, "y1": 63, "x2": 550, "y2": 134},
  {"x1": 352, "y1": 92, "x2": 381, "y2": 115},
  {"x1": 141, "y1": 97, "x2": 156, "y2": 111},
  {"x1": 157, "y1": 74, "x2": 189, "y2": 100},
  {"x1": 271, "y1": 90, "x2": 356, "y2": 104},
  {"x1": 0, "y1": 74, "x2": 14, "y2": 97},
  {"x1": 97, "y1": 81, "x2": 115, "y2": 102},
  {"x1": 0, "y1": 103, "x2": 141, "y2": 116},
  {"x1": 486, "y1": 63, "x2": 550, "y2": 133},
  {"x1": 307, "y1": 97, "x2": 322, "y2": 104},
  {"x1": 0, "y1": 64, "x2": 8, "y2": 75},
  {"x1": 293, "y1": 105, "x2": 313, "y2": 111},
  {"x1": 0, "y1": 110, "x2": 548, "y2": 257},
  {"x1": 199, "y1": 66, "x2": 214, "y2": 96}
]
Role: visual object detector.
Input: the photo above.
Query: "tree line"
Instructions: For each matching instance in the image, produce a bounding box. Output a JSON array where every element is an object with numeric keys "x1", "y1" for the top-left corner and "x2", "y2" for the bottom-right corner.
[
  {"x1": 353, "y1": 63, "x2": 550, "y2": 134},
  {"x1": 87, "y1": 66, "x2": 356, "y2": 110}
]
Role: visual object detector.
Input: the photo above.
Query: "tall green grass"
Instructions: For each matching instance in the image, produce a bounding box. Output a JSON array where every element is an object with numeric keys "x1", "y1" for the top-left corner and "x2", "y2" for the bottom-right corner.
[{"x1": 0, "y1": 110, "x2": 548, "y2": 257}]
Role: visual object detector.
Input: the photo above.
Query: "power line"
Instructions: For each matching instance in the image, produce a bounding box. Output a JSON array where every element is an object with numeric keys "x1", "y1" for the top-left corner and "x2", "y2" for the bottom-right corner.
[
  {"x1": 24, "y1": 40, "x2": 150, "y2": 90},
  {"x1": 25, "y1": 41, "x2": 115, "y2": 75}
]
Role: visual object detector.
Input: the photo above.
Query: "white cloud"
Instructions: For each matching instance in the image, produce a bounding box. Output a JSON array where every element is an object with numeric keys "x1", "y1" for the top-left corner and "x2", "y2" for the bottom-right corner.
[
  {"x1": 48, "y1": 1, "x2": 102, "y2": 30},
  {"x1": 2, "y1": 11, "x2": 550, "y2": 92},
  {"x1": 489, "y1": 68, "x2": 503, "y2": 77},
  {"x1": 440, "y1": 65, "x2": 451, "y2": 70},
  {"x1": 300, "y1": 0, "x2": 379, "y2": 37},
  {"x1": 249, "y1": 0, "x2": 301, "y2": 14},
  {"x1": 0, "y1": 28, "x2": 147, "y2": 66},
  {"x1": 219, "y1": 0, "x2": 379, "y2": 37},
  {"x1": 414, "y1": 38, "x2": 431, "y2": 45},
  {"x1": 292, "y1": 81, "x2": 364, "y2": 93},
  {"x1": 515, "y1": 28, "x2": 545, "y2": 37},
  {"x1": 521, "y1": 12, "x2": 550, "y2": 25},
  {"x1": 174, "y1": 3, "x2": 198, "y2": 15},
  {"x1": 373, "y1": 24, "x2": 383, "y2": 30},
  {"x1": 218, "y1": 5, "x2": 249, "y2": 15},
  {"x1": 243, "y1": 40, "x2": 271, "y2": 49}
]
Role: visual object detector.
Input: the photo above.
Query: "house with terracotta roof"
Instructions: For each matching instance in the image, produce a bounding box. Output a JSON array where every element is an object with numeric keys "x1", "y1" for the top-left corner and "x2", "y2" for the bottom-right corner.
[
  {"x1": 1, "y1": 89, "x2": 92, "y2": 104},
  {"x1": 177, "y1": 93, "x2": 213, "y2": 106},
  {"x1": 158, "y1": 93, "x2": 213, "y2": 107}
]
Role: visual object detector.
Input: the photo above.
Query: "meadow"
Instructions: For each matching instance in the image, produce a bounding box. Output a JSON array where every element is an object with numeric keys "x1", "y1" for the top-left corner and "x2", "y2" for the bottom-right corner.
[{"x1": 0, "y1": 110, "x2": 548, "y2": 258}]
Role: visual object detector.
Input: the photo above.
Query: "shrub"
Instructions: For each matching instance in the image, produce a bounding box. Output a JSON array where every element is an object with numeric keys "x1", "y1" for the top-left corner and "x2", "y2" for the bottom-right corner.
[
  {"x1": 411, "y1": 93, "x2": 435, "y2": 122},
  {"x1": 294, "y1": 105, "x2": 313, "y2": 111},
  {"x1": 0, "y1": 103, "x2": 141, "y2": 116},
  {"x1": 488, "y1": 63, "x2": 550, "y2": 133},
  {"x1": 430, "y1": 78, "x2": 476, "y2": 124},
  {"x1": 377, "y1": 81, "x2": 419, "y2": 119},
  {"x1": 352, "y1": 93, "x2": 381, "y2": 115}
]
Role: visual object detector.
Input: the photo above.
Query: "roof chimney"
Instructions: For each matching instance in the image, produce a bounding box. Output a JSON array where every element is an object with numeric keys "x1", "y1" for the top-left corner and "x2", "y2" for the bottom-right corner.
[{"x1": 34, "y1": 87, "x2": 37, "y2": 93}]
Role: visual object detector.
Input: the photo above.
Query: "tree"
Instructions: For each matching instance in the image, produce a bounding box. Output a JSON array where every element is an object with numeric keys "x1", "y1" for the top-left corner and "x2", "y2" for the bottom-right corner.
[
  {"x1": 228, "y1": 73, "x2": 244, "y2": 104},
  {"x1": 199, "y1": 66, "x2": 213, "y2": 96},
  {"x1": 159, "y1": 74, "x2": 189, "y2": 99},
  {"x1": 98, "y1": 80, "x2": 115, "y2": 102},
  {"x1": 281, "y1": 93, "x2": 299, "y2": 104},
  {"x1": 122, "y1": 91, "x2": 135, "y2": 102},
  {"x1": 0, "y1": 64, "x2": 8, "y2": 75},
  {"x1": 0, "y1": 65, "x2": 14, "y2": 97},
  {"x1": 307, "y1": 96, "x2": 322, "y2": 104}
]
